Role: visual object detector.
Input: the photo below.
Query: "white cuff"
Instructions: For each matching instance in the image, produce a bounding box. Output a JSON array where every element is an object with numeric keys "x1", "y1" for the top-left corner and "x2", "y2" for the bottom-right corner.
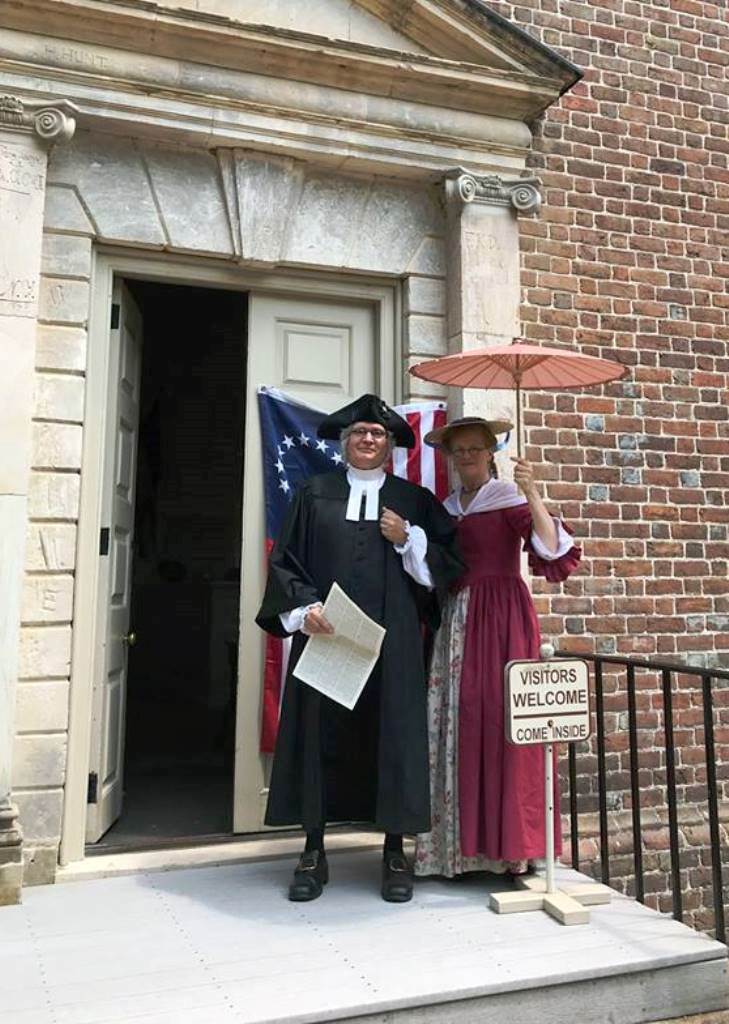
[
  {"x1": 395, "y1": 522, "x2": 434, "y2": 589},
  {"x1": 394, "y1": 519, "x2": 414, "y2": 555},
  {"x1": 531, "y1": 519, "x2": 573, "y2": 562},
  {"x1": 279, "y1": 602, "x2": 320, "y2": 634}
]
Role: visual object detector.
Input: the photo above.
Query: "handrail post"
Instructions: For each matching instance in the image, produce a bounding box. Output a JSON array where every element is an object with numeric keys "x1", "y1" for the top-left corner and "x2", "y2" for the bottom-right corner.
[
  {"x1": 661, "y1": 668, "x2": 682, "y2": 922},
  {"x1": 702, "y1": 675, "x2": 725, "y2": 943},
  {"x1": 626, "y1": 664, "x2": 644, "y2": 904},
  {"x1": 594, "y1": 659, "x2": 610, "y2": 886}
]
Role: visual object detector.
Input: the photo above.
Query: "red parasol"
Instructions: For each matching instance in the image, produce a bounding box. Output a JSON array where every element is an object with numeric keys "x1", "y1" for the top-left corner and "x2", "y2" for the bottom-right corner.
[{"x1": 410, "y1": 341, "x2": 627, "y2": 456}]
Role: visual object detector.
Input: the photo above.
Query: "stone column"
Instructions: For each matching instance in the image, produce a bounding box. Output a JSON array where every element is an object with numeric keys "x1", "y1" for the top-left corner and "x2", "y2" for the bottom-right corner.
[
  {"x1": 0, "y1": 94, "x2": 76, "y2": 904},
  {"x1": 444, "y1": 169, "x2": 541, "y2": 426}
]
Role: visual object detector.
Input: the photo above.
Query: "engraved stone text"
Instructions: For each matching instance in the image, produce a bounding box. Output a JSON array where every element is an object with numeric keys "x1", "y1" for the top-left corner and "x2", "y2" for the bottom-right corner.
[
  {"x1": 44, "y1": 44, "x2": 111, "y2": 72},
  {"x1": 0, "y1": 147, "x2": 44, "y2": 195}
]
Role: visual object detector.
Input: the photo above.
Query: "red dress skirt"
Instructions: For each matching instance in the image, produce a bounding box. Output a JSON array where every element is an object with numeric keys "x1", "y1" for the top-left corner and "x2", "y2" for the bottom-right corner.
[{"x1": 415, "y1": 504, "x2": 580, "y2": 876}]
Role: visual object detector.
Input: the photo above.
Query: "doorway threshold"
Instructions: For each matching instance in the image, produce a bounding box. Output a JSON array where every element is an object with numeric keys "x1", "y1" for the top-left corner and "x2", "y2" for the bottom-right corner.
[
  {"x1": 85, "y1": 830, "x2": 243, "y2": 857},
  {"x1": 58, "y1": 828, "x2": 383, "y2": 884}
]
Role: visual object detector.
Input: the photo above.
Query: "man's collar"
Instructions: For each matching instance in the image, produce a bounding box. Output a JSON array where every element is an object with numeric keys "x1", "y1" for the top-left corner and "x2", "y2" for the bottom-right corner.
[
  {"x1": 345, "y1": 465, "x2": 387, "y2": 520},
  {"x1": 346, "y1": 465, "x2": 387, "y2": 483}
]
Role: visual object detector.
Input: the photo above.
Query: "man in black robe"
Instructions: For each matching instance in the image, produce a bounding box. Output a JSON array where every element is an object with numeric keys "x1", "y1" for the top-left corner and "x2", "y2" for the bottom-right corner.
[{"x1": 256, "y1": 394, "x2": 463, "y2": 903}]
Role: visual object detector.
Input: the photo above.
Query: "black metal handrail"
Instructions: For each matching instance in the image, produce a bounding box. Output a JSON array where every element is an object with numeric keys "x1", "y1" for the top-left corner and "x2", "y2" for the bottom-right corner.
[{"x1": 556, "y1": 649, "x2": 729, "y2": 943}]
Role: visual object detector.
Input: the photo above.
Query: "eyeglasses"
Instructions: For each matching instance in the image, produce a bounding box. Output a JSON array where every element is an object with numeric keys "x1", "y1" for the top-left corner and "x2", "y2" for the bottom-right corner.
[
  {"x1": 449, "y1": 446, "x2": 489, "y2": 458},
  {"x1": 350, "y1": 427, "x2": 388, "y2": 440}
]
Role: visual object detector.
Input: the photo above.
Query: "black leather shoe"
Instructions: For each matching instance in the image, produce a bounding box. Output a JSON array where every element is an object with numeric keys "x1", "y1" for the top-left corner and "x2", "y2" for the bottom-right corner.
[
  {"x1": 381, "y1": 851, "x2": 413, "y2": 903},
  {"x1": 288, "y1": 850, "x2": 328, "y2": 902}
]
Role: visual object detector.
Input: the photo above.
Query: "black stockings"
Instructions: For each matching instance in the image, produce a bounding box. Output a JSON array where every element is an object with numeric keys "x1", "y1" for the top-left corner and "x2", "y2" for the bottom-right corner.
[{"x1": 304, "y1": 829, "x2": 403, "y2": 855}]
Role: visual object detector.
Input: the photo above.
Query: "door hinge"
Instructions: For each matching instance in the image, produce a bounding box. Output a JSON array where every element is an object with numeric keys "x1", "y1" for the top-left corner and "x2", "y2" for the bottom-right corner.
[
  {"x1": 99, "y1": 527, "x2": 110, "y2": 556},
  {"x1": 110, "y1": 303, "x2": 120, "y2": 329},
  {"x1": 87, "y1": 772, "x2": 98, "y2": 805}
]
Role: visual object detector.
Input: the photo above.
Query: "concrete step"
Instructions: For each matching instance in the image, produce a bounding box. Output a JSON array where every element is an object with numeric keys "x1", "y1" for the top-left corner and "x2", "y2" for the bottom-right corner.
[{"x1": 3, "y1": 848, "x2": 727, "y2": 1024}]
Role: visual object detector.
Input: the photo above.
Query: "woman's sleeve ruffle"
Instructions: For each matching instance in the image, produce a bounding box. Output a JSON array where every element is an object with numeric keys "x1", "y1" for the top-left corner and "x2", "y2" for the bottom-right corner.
[{"x1": 524, "y1": 521, "x2": 582, "y2": 582}]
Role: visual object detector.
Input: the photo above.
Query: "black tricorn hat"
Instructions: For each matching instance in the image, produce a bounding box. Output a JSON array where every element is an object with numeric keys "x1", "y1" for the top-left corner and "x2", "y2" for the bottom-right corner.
[{"x1": 317, "y1": 394, "x2": 416, "y2": 448}]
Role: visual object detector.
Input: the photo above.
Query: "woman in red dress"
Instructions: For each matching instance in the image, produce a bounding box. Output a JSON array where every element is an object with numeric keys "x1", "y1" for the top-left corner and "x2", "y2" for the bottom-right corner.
[{"x1": 415, "y1": 417, "x2": 581, "y2": 878}]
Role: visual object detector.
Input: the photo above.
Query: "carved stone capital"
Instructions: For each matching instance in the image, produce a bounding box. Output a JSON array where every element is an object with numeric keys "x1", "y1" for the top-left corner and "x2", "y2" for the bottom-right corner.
[
  {"x1": 0, "y1": 799, "x2": 23, "y2": 906},
  {"x1": 0, "y1": 95, "x2": 77, "y2": 143},
  {"x1": 445, "y1": 169, "x2": 542, "y2": 215},
  {"x1": 0, "y1": 799, "x2": 21, "y2": 839}
]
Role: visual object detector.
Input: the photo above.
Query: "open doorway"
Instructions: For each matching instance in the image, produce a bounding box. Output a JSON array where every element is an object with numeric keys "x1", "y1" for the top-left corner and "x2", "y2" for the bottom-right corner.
[{"x1": 94, "y1": 280, "x2": 247, "y2": 849}]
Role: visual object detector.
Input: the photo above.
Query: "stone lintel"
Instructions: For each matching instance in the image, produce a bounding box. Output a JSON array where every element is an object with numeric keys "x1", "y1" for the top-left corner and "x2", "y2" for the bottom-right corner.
[
  {"x1": 0, "y1": 26, "x2": 532, "y2": 179},
  {"x1": 0, "y1": 0, "x2": 568, "y2": 122}
]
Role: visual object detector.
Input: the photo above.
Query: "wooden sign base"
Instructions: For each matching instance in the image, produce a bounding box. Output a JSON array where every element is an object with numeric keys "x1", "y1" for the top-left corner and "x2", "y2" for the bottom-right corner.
[
  {"x1": 490, "y1": 875, "x2": 612, "y2": 926},
  {"x1": 489, "y1": 739, "x2": 612, "y2": 926}
]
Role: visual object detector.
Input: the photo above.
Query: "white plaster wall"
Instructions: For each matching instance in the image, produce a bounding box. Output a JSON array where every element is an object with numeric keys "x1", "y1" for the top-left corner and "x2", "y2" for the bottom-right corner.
[{"x1": 16, "y1": 131, "x2": 448, "y2": 867}]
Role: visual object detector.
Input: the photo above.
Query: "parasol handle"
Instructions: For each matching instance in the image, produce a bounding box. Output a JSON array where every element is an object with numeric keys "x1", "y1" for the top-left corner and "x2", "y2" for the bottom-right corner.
[{"x1": 515, "y1": 382, "x2": 522, "y2": 459}]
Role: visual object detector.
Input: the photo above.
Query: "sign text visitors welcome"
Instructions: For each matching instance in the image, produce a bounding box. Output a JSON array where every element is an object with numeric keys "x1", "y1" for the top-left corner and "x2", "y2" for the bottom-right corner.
[{"x1": 505, "y1": 658, "x2": 591, "y2": 745}]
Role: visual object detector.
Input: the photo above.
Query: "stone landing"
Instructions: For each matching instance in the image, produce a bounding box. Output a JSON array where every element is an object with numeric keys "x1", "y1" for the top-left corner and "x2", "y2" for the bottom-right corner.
[{"x1": 2, "y1": 848, "x2": 726, "y2": 1024}]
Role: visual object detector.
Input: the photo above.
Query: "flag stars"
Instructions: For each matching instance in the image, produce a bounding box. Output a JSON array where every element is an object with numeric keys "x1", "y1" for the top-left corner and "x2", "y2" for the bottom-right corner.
[{"x1": 272, "y1": 428, "x2": 342, "y2": 490}]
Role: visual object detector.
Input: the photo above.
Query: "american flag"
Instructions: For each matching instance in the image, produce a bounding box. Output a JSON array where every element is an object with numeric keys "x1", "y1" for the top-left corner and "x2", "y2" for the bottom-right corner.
[{"x1": 257, "y1": 386, "x2": 448, "y2": 752}]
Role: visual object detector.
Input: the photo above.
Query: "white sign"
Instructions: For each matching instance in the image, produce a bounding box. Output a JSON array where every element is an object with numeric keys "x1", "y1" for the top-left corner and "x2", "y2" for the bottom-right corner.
[{"x1": 506, "y1": 659, "x2": 591, "y2": 746}]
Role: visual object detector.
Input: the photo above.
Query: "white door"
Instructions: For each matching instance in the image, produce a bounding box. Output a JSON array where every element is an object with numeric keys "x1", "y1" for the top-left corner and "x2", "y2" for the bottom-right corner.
[
  {"x1": 86, "y1": 281, "x2": 143, "y2": 842},
  {"x1": 233, "y1": 293, "x2": 382, "y2": 831}
]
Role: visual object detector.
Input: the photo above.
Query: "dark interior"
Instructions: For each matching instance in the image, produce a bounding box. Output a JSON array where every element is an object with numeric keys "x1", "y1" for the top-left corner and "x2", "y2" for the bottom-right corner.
[{"x1": 95, "y1": 280, "x2": 247, "y2": 849}]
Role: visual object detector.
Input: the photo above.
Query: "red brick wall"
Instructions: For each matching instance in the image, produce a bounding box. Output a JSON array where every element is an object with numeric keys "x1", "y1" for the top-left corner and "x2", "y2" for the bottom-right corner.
[{"x1": 486, "y1": 0, "x2": 729, "y2": 932}]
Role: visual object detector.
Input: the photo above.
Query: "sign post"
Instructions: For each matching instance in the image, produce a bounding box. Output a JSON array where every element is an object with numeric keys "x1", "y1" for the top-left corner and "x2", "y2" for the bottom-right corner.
[
  {"x1": 545, "y1": 740, "x2": 555, "y2": 895},
  {"x1": 489, "y1": 644, "x2": 612, "y2": 925}
]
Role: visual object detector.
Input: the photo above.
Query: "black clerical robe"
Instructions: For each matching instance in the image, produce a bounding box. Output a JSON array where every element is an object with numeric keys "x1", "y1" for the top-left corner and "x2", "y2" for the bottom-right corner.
[{"x1": 256, "y1": 470, "x2": 464, "y2": 834}]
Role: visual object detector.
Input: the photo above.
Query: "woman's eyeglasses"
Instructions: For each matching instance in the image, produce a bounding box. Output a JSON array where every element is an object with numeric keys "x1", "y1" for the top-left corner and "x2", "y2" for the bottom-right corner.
[
  {"x1": 449, "y1": 446, "x2": 489, "y2": 458},
  {"x1": 350, "y1": 427, "x2": 388, "y2": 440}
]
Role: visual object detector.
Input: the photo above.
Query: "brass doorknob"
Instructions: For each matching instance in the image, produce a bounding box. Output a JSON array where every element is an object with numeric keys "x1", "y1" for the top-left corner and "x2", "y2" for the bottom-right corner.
[{"x1": 123, "y1": 631, "x2": 137, "y2": 647}]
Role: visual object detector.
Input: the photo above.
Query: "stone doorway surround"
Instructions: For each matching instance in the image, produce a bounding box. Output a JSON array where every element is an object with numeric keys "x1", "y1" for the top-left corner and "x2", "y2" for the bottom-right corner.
[
  {"x1": 0, "y1": 94, "x2": 77, "y2": 905},
  {"x1": 0, "y1": 0, "x2": 580, "y2": 892}
]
